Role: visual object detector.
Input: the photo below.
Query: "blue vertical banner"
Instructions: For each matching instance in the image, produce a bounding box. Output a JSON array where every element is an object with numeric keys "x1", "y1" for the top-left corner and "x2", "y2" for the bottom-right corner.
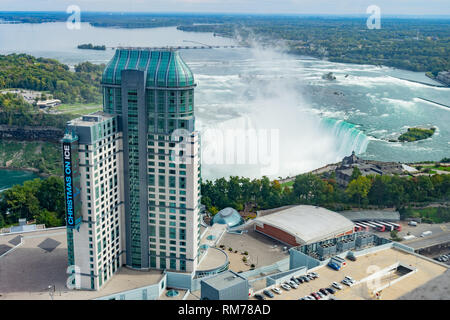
[{"x1": 63, "y1": 141, "x2": 82, "y2": 229}]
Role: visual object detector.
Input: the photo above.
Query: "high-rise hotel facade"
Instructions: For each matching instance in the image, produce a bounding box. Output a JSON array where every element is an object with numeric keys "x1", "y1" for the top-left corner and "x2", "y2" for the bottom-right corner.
[{"x1": 62, "y1": 49, "x2": 202, "y2": 290}]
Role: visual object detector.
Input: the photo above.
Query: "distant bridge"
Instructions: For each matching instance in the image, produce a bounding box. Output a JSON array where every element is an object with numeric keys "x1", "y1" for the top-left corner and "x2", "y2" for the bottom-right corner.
[
  {"x1": 109, "y1": 40, "x2": 248, "y2": 51},
  {"x1": 108, "y1": 45, "x2": 248, "y2": 50}
]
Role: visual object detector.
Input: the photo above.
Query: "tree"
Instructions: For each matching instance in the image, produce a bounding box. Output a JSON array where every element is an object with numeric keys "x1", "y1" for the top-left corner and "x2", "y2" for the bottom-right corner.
[
  {"x1": 292, "y1": 173, "x2": 327, "y2": 204},
  {"x1": 36, "y1": 176, "x2": 65, "y2": 219},
  {"x1": 350, "y1": 167, "x2": 362, "y2": 182},
  {"x1": 36, "y1": 209, "x2": 62, "y2": 228},
  {"x1": 346, "y1": 176, "x2": 372, "y2": 208},
  {"x1": 209, "y1": 206, "x2": 219, "y2": 215}
]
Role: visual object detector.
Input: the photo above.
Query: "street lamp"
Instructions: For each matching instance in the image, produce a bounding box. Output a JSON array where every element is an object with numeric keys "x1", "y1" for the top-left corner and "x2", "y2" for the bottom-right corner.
[{"x1": 48, "y1": 285, "x2": 55, "y2": 300}]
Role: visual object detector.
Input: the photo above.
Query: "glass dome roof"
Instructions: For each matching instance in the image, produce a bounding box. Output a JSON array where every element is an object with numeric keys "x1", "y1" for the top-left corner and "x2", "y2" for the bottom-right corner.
[
  {"x1": 102, "y1": 49, "x2": 195, "y2": 88},
  {"x1": 212, "y1": 207, "x2": 244, "y2": 228}
]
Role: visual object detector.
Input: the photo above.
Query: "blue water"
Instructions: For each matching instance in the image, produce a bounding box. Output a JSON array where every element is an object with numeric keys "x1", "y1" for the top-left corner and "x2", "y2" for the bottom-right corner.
[
  {"x1": 0, "y1": 169, "x2": 39, "y2": 192},
  {"x1": 0, "y1": 22, "x2": 449, "y2": 179}
]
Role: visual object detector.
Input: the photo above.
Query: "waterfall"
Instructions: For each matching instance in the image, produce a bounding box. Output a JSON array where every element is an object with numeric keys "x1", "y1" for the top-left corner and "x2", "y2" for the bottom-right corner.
[{"x1": 320, "y1": 118, "x2": 370, "y2": 156}]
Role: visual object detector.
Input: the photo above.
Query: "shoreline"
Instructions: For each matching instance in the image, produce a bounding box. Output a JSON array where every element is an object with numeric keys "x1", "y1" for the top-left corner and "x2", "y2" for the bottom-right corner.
[{"x1": 0, "y1": 166, "x2": 52, "y2": 179}]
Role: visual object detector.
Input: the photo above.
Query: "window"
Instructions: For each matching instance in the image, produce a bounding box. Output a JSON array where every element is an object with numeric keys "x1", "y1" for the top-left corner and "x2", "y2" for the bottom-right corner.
[
  {"x1": 169, "y1": 227, "x2": 176, "y2": 239},
  {"x1": 159, "y1": 226, "x2": 166, "y2": 238}
]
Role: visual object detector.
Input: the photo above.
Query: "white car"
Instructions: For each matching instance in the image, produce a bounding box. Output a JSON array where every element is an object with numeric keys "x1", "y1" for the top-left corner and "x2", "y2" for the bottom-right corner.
[
  {"x1": 272, "y1": 287, "x2": 282, "y2": 295},
  {"x1": 317, "y1": 292, "x2": 326, "y2": 299},
  {"x1": 288, "y1": 281, "x2": 298, "y2": 289},
  {"x1": 281, "y1": 283, "x2": 291, "y2": 291},
  {"x1": 341, "y1": 279, "x2": 352, "y2": 286},
  {"x1": 332, "y1": 282, "x2": 343, "y2": 290},
  {"x1": 344, "y1": 276, "x2": 355, "y2": 283},
  {"x1": 311, "y1": 272, "x2": 319, "y2": 278}
]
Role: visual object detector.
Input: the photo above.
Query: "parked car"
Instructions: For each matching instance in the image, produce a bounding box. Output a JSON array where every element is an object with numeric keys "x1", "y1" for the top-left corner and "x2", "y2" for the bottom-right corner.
[
  {"x1": 317, "y1": 292, "x2": 326, "y2": 299},
  {"x1": 319, "y1": 288, "x2": 329, "y2": 296},
  {"x1": 347, "y1": 255, "x2": 357, "y2": 262},
  {"x1": 254, "y1": 294, "x2": 265, "y2": 300},
  {"x1": 344, "y1": 275, "x2": 355, "y2": 282},
  {"x1": 332, "y1": 282, "x2": 343, "y2": 290},
  {"x1": 302, "y1": 276, "x2": 310, "y2": 282},
  {"x1": 272, "y1": 287, "x2": 282, "y2": 295},
  {"x1": 311, "y1": 292, "x2": 320, "y2": 300},
  {"x1": 305, "y1": 295, "x2": 315, "y2": 300},
  {"x1": 307, "y1": 274, "x2": 315, "y2": 280},
  {"x1": 288, "y1": 281, "x2": 298, "y2": 289},
  {"x1": 281, "y1": 283, "x2": 291, "y2": 291},
  {"x1": 291, "y1": 277, "x2": 300, "y2": 285},
  {"x1": 297, "y1": 277, "x2": 305, "y2": 283},
  {"x1": 311, "y1": 272, "x2": 319, "y2": 278},
  {"x1": 328, "y1": 262, "x2": 341, "y2": 271},
  {"x1": 342, "y1": 279, "x2": 352, "y2": 286},
  {"x1": 263, "y1": 290, "x2": 274, "y2": 298},
  {"x1": 326, "y1": 287, "x2": 336, "y2": 294}
]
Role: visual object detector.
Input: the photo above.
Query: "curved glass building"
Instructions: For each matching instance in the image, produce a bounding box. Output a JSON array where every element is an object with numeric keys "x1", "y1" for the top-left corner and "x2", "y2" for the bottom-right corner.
[{"x1": 212, "y1": 208, "x2": 244, "y2": 228}]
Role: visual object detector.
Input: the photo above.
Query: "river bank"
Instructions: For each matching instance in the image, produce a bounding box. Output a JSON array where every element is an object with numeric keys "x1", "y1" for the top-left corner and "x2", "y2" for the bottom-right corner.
[{"x1": 0, "y1": 168, "x2": 41, "y2": 192}]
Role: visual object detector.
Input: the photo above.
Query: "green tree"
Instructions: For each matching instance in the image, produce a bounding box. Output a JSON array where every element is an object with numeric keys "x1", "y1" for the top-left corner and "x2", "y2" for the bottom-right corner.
[
  {"x1": 346, "y1": 176, "x2": 372, "y2": 208},
  {"x1": 350, "y1": 167, "x2": 362, "y2": 182},
  {"x1": 36, "y1": 209, "x2": 62, "y2": 228}
]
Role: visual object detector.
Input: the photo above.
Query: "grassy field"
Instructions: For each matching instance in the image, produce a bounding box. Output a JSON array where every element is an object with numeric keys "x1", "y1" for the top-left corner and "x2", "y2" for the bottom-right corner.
[
  {"x1": 0, "y1": 140, "x2": 61, "y2": 175},
  {"x1": 54, "y1": 103, "x2": 102, "y2": 115},
  {"x1": 404, "y1": 207, "x2": 450, "y2": 224},
  {"x1": 412, "y1": 163, "x2": 450, "y2": 174}
]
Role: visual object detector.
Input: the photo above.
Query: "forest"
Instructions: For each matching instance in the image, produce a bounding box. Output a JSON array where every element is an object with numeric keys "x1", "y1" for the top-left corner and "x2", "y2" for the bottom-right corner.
[
  {"x1": 0, "y1": 176, "x2": 65, "y2": 228},
  {"x1": 1, "y1": 165, "x2": 449, "y2": 229},
  {"x1": 0, "y1": 54, "x2": 104, "y2": 104},
  {"x1": 201, "y1": 169, "x2": 450, "y2": 217}
]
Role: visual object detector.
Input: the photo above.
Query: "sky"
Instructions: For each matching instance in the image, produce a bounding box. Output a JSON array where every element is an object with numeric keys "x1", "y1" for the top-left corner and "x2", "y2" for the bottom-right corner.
[{"x1": 0, "y1": 0, "x2": 449, "y2": 15}]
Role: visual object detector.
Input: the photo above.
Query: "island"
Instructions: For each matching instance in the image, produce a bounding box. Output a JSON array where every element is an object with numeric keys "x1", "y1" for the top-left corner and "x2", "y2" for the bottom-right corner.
[
  {"x1": 398, "y1": 127, "x2": 436, "y2": 142},
  {"x1": 77, "y1": 43, "x2": 106, "y2": 51}
]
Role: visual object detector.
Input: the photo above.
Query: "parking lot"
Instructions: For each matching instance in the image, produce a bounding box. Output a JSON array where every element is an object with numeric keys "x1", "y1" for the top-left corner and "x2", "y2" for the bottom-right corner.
[
  {"x1": 252, "y1": 247, "x2": 448, "y2": 300},
  {"x1": 431, "y1": 251, "x2": 450, "y2": 266},
  {"x1": 375, "y1": 221, "x2": 450, "y2": 244}
]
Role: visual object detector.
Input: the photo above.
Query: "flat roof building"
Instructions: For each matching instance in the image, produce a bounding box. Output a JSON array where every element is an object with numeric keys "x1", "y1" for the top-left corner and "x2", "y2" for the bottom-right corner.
[
  {"x1": 201, "y1": 270, "x2": 249, "y2": 300},
  {"x1": 254, "y1": 205, "x2": 355, "y2": 246},
  {"x1": 62, "y1": 111, "x2": 125, "y2": 290}
]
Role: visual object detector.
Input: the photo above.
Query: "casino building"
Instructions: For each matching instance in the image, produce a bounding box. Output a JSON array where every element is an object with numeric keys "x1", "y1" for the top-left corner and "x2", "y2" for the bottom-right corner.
[{"x1": 62, "y1": 48, "x2": 202, "y2": 290}]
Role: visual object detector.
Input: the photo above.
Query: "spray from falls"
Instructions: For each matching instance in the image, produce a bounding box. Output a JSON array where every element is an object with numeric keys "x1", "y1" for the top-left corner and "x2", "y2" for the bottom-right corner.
[{"x1": 196, "y1": 46, "x2": 371, "y2": 179}]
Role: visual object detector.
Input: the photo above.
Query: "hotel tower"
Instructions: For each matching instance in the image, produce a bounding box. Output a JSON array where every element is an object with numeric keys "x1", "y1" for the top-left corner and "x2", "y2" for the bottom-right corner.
[{"x1": 62, "y1": 49, "x2": 202, "y2": 290}]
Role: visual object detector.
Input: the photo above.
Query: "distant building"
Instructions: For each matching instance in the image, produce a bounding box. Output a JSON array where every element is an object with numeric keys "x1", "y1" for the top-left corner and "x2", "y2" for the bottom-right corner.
[
  {"x1": 436, "y1": 71, "x2": 450, "y2": 86},
  {"x1": 36, "y1": 99, "x2": 61, "y2": 108},
  {"x1": 201, "y1": 270, "x2": 249, "y2": 300},
  {"x1": 335, "y1": 151, "x2": 404, "y2": 186},
  {"x1": 10, "y1": 218, "x2": 37, "y2": 233}
]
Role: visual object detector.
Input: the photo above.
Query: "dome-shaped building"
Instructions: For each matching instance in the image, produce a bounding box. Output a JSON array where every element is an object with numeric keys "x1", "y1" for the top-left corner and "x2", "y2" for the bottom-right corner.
[
  {"x1": 102, "y1": 49, "x2": 195, "y2": 88},
  {"x1": 212, "y1": 208, "x2": 244, "y2": 228}
]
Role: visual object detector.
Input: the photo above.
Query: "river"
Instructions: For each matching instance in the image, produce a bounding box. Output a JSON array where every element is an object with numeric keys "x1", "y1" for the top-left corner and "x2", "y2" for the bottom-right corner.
[
  {"x1": 0, "y1": 169, "x2": 39, "y2": 192},
  {"x1": 0, "y1": 22, "x2": 449, "y2": 180}
]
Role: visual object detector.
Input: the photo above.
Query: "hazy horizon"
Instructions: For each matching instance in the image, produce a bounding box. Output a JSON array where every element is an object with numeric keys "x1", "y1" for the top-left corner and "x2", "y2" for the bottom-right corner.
[{"x1": 0, "y1": 0, "x2": 449, "y2": 16}]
